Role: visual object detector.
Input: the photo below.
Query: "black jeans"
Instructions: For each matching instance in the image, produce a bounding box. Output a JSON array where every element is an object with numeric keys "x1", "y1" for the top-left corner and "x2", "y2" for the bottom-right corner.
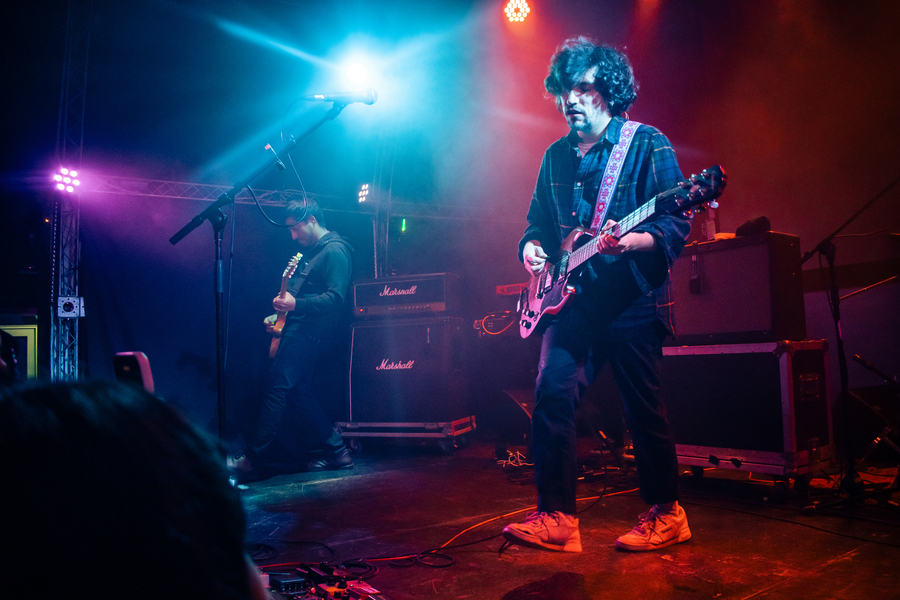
[
  {"x1": 249, "y1": 329, "x2": 340, "y2": 466},
  {"x1": 532, "y1": 308, "x2": 679, "y2": 514}
]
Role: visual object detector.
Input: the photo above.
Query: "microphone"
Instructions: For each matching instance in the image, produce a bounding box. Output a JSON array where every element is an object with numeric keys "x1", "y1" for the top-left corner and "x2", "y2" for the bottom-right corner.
[{"x1": 302, "y1": 88, "x2": 378, "y2": 105}]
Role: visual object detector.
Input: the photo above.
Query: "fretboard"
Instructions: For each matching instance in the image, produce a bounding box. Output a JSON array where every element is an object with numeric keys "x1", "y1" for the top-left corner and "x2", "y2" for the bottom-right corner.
[{"x1": 566, "y1": 197, "x2": 659, "y2": 272}]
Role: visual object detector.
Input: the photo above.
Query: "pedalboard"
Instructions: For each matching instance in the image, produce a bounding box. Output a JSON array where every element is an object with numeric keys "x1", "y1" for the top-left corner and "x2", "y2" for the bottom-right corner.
[{"x1": 264, "y1": 563, "x2": 394, "y2": 600}]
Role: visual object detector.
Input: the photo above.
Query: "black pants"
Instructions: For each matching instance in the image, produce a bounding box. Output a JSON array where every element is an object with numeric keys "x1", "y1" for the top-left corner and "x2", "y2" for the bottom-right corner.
[
  {"x1": 532, "y1": 308, "x2": 679, "y2": 514},
  {"x1": 249, "y1": 329, "x2": 341, "y2": 467}
]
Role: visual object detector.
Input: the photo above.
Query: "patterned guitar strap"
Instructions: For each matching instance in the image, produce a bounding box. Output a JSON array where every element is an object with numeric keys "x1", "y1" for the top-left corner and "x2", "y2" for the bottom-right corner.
[{"x1": 589, "y1": 120, "x2": 642, "y2": 233}]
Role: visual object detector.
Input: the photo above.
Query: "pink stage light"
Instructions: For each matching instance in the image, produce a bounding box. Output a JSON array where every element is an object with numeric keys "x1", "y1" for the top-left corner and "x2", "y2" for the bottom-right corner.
[{"x1": 53, "y1": 167, "x2": 81, "y2": 193}]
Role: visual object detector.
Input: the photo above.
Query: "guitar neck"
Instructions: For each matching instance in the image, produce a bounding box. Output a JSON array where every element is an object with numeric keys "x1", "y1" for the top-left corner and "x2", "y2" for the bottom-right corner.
[
  {"x1": 277, "y1": 253, "x2": 302, "y2": 300},
  {"x1": 567, "y1": 196, "x2": 660, "y2": 271},
  {"x1": 541, "y1": 164, "x2": 724, "y2": 285}
]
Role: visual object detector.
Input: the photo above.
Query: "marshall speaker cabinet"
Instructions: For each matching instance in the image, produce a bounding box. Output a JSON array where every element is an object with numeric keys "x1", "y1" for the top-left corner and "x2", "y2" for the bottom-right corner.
[
  {"x1": 661, "y1": 340, "x2": 832, "y2": 481},
  {"x1": 345, "y1": 316, "x2": 472, "y2": 430},
  {"x1": 667, "y1": 232, "x2": 806, "y2": 345}
]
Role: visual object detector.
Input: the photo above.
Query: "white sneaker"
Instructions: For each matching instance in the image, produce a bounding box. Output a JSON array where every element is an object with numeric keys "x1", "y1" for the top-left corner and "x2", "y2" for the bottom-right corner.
[
  {"x1": 615, "y1": 504, "x2": 691, "y2": 551},
  {"x1": 502, "y1": 511, "x2": 582, "y2": 552}
]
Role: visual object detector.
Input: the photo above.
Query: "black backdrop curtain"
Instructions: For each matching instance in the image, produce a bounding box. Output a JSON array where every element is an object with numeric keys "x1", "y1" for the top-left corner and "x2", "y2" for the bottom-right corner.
[{"x1": 79, "y1": 193, "x2": 370, "y2": 442}]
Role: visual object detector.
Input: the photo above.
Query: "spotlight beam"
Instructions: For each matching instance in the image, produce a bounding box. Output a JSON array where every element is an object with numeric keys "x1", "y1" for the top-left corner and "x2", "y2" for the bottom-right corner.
[
  {"x1": 170, "y1": 102, "x2": 348, "y2": 245},
  {"x1": 216, "y1": 19, "x2": 334, "y2": 68}
]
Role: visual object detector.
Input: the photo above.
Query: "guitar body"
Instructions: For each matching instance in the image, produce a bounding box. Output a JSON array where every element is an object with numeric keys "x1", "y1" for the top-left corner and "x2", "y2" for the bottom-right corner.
[
  {"x1": 517, "y1": 165, "x2": 727, "y2": 339},
  {"x1": 518, "y1": 228, "x2": 593, "y2": 338},
  {"x1": 268, "y1": 312, "x2": 289, "y2": 358},
  {"x1": 269, "y1": 253, "x2": 303, "y2": 358}
]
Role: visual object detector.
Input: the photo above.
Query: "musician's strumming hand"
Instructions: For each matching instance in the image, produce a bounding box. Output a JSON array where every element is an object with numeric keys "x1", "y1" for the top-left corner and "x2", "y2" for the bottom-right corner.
[
  {"x1": 273, "y1": 292, "x2": 297, "y2": 313},
  {"x1": 264, "y1": 314, "x2": 277, "y2": 334},
  {"x1": 596, "y1": 220, "x2": 657, "y2": 255},
  {"x1": 523, "y1": 240, "x2": 548, "y2": 275}
]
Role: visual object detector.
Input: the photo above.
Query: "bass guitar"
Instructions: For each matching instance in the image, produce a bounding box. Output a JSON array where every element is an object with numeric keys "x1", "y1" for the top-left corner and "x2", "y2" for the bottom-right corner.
[
  {"x1": 269, "y1": 252, "x2": 303, "y2": 358},
  {"x1": 518, "y1": 165, "x2": 727, "y2": 338}
]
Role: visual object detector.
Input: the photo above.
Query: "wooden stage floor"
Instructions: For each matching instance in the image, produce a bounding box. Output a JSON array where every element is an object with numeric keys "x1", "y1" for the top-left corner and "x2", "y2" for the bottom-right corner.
[{"x1": 241, "y1": 434, "x2": 900, "y2": 600}]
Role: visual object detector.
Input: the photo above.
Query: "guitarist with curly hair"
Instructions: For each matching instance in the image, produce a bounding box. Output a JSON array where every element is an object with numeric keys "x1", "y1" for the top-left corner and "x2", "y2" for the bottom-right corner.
[{"x1": 503, "y1": 37, "x2": 696, "y2": 554}]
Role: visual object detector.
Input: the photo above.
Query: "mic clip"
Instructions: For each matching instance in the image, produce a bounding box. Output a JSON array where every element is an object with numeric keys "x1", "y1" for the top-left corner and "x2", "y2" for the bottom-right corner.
[{"x1": 265, "y1": 144, "x2": 285, "y2": 170}]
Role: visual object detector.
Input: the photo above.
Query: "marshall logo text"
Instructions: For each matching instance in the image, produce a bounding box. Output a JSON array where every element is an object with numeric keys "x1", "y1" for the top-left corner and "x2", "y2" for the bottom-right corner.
[
  {"x1": 376, "y1": 359, "x2": 415, "y2": 371},
  {"x1": 380, "y1": 285, "x2": 418, "y2": 297}
]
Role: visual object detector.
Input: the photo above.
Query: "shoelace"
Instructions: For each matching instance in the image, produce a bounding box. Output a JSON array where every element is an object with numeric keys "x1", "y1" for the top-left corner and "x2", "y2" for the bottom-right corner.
[
  {"x1": 632, "y1": 510, "x2": 665, "y2": 534},
  {"x1": 525, "y1": 511, "x2": 561, "y2": 528}
]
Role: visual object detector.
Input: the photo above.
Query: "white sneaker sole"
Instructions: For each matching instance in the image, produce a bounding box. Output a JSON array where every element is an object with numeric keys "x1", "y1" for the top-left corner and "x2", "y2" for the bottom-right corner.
[
  {"x1": 502, "y1": 528, "x2": 583, "y2": 553},
  {"x1": 615, "y1": 526, "x2": 692, "y2": 551}
]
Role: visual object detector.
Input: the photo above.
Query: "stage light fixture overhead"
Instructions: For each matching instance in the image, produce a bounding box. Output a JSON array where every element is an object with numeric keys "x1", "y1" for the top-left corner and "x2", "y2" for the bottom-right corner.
[
  {"x1": 504, "y1": 0, "x2": 530, "y2": 22},
  {"x1": 53, "y1": 167, "x2": 80, "y2": 193},
  {"x1": 358, "y1": 183, "x2": 369, "y2": 202}
]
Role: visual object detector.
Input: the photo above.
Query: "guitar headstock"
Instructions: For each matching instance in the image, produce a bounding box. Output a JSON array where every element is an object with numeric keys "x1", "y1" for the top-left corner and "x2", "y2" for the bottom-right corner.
[
  {"x1": 661, "y1": 165, "x2": 727, "y2": 217},
  {"x1": 283, "y1": 252, "x2": 302, "y2": 279}
]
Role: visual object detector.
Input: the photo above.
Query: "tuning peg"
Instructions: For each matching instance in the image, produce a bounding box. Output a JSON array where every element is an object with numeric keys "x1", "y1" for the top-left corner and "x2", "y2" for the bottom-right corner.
[{"x1": 709, "y1": 200, "x2": 719, "y2": 209}]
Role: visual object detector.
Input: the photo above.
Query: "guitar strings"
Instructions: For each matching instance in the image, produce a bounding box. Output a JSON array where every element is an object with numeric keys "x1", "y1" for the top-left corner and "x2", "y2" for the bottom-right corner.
[{"x1": 560, "y1": 171, "x2": 706, "y2": 272}]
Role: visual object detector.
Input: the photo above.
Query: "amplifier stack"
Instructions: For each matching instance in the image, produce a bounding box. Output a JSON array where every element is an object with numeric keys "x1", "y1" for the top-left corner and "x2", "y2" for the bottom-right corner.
[
  {"x1": 339, "y1": 274, "x2": 474, "y2": 447},
  {"x1": 662, "y1": 231, "x2": 832, "y2": 485}
]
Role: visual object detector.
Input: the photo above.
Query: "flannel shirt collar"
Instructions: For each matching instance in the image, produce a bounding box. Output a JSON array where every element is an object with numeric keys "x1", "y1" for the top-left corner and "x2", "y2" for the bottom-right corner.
[{"x1": 564, "y1": 115, "x2": 628, "y2": 152}]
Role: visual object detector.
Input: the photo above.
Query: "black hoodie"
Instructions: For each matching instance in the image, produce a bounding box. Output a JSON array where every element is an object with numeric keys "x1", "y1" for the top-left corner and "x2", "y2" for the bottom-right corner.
[{"x1": 283, "y1": 231, "x2": 353, "y2": 339}]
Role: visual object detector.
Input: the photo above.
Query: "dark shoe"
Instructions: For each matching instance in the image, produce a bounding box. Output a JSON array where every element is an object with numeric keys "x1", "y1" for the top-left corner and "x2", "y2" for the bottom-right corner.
[
  {"x1": 227, "y1": 453, "x2": 252, "y2": 473},
  {"x1": 304, "y1": 446, "x2": 354, "y2": 472},
  {"x1": 227, "y1": 453, "x2": 270, "y2": 483}
]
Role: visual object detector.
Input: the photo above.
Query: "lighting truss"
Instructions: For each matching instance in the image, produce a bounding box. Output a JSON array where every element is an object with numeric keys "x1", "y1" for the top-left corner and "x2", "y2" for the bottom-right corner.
[{"x1": 51, "y1": 0, "x2": 93, "y2": 382}]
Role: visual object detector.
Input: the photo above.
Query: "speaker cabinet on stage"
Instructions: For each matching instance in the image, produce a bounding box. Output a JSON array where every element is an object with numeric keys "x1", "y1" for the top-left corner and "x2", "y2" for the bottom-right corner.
[
  {"x1": 349, "y1": 317, "x2": 468, "y2": 423},
  {"x1": 667, "y1": 232, "x2": 806, "y2": 345},
  {"x1": 662, "y1": 340, "x2": 832, "y2": 479}
]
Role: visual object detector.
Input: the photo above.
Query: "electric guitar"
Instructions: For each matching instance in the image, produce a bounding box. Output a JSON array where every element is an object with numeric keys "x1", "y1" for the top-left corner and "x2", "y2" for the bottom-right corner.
[
  {"x1": 518, "y1": 165, "x2": 727, "y2": 338},
  {"x1": 269, "y1": 253, "x2": 303, "y2": 358}
]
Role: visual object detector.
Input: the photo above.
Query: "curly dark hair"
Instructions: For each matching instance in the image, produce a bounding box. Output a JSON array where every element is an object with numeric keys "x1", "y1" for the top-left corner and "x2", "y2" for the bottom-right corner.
[{"x1": 544, "y1": 36, "x2": 638, "y2": 117}]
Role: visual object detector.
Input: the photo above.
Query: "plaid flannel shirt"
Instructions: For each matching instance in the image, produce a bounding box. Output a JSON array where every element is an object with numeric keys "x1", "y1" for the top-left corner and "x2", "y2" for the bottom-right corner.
[{"x1": 518, "y1": 116, "x2": 692, "y2": 337}]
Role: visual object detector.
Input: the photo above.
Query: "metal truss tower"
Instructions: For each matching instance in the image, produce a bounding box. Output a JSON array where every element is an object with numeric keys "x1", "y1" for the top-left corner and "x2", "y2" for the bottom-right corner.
[{"x1": 51, "y1": 0, "x2": 92, "y2": 381}]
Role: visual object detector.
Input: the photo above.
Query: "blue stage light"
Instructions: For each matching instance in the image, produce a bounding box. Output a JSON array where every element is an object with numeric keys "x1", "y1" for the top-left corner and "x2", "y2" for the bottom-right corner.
[{"x1": 346, "y1": 63, "x2": 369, "y2": 86}]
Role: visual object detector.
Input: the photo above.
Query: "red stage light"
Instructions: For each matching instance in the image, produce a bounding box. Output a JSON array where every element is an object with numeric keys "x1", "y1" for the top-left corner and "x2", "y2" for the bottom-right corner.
[{"x1": 504, "y1": 0, "x2": 530, "y2": 22}]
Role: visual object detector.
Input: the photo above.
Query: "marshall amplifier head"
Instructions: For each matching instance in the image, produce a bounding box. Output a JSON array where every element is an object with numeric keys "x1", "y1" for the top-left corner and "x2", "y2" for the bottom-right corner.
[{"x1": 353, "y1": 273, "x2": 459, "y2": 318}]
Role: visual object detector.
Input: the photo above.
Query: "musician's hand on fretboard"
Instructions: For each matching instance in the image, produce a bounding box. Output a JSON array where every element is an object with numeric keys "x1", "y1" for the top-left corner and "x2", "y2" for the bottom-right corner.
[{"x1": 272, "y1": 292, "x2": 296, "y2": 313}]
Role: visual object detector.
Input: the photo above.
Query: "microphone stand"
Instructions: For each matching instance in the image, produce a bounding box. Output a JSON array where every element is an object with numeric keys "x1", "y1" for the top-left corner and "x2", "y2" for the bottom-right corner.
[
  {"x1": 798, "y1": 172, "x2": 900, "y2": 511},
  {"x1": 169, "y1": 103, "x2": 348, "y2": 441}
]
